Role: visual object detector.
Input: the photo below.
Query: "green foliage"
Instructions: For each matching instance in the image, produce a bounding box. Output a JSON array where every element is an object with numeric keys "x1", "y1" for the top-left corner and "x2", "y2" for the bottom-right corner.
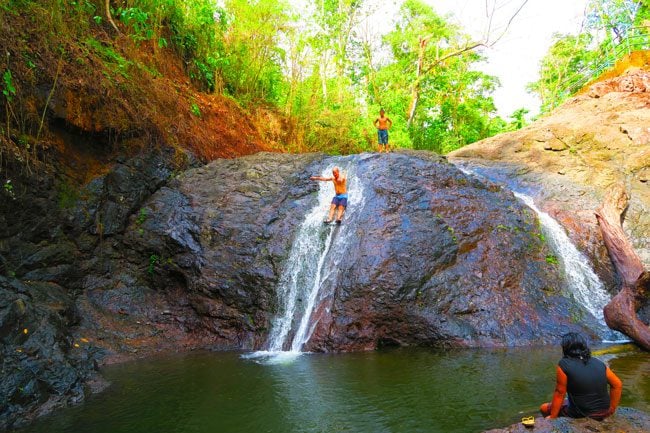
[
  {"x1": 545, "y1": 254, "x2": 559, "y2": 265},
  {"x1": 0, "y1": 0, "x2": 527, "y2": 155},
  {"x1": 85, "y1": 38, "x2": 132, "y2": 78},
  {"x1": 57, "y1": 182, "x2": 79, "y2": 209},
  {"x1": 529, "y1": 0, "x2": 650, "y2": 112},
  {"x1": 3, "y1": 179, "x2": 15, "y2": 200},
  {"x1": 446, "y1": 225, "x2": 458, "y2": 243},
  {"x1": 148, "y1": 254, "x2": 159, "y2": 275},
  {"x1": 217, "y1": 0, "x2": 290, "y2": 104},
  {"x1": 527, "y1": 32, "x2": 596, "y2": 112},
  {"x1": 167, "y1": 0, "x2": 229, "y2": 92},
  {"x1": 367, "y1": 0, "x2": 506, "y2": 153},
  {"x1": 190, "y1": 102, "x2": 201, "y2": 117},
  {"x1": 2, "y1": 69, "x2": 16, "y2": 102},
  {"x1": 117, "y1": 6, "x2": 154, "y2": 42},
  {"x1": 136, "y1": 208, "x2": 148, "y2": 225},
  {"x1": 508, "y1": 108, "x2": 530, "y2": 130}
]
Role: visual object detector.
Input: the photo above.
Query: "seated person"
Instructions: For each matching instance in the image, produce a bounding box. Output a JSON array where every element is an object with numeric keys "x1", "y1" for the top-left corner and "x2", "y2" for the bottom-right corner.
[{"x1": 540, "y1": 332, "x2": 622, "y2": 420}]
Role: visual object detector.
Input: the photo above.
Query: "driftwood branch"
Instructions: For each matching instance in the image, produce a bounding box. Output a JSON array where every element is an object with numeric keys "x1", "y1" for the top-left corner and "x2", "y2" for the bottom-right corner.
[{"x1": 595, "y1": 184, "x2": 650, "y2": 350}]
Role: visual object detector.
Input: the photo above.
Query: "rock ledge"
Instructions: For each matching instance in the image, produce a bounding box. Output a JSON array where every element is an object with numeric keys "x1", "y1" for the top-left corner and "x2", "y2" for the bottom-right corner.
[{"x1": 484, "y1": 407, "x2": 650, "y2": 433}]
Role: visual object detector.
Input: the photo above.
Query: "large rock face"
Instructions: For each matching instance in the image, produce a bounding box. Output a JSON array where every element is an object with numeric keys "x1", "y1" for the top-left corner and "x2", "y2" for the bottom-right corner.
[
  {"x1": 95, "y1": 150, "x2": 603, "y2": 354},
  {"x1": 0, "y1": 150, "x2": 620, "y2": 428},
  {"x1": 0, "y1": 278, "x2": 102, "y2": 430},
  {"x1": 449, "y1": 69, "x2": 650, "y2": 282}
]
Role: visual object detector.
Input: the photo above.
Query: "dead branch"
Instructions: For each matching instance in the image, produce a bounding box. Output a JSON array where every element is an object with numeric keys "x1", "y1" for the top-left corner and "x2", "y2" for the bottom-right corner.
[{"x1": 596, "y1": 184, "x2": 649, "y2": 350}]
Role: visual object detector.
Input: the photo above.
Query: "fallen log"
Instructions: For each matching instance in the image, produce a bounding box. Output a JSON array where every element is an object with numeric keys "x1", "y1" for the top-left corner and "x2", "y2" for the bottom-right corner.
[{"x1": 595, "y1": 184, "x2": 650, "y2": 350}]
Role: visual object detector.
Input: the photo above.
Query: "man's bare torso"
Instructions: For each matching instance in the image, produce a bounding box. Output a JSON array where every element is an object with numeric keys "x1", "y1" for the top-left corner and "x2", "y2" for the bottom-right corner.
[{"x1": 333, "y1": 175, "x2": 347, "y2": 195}]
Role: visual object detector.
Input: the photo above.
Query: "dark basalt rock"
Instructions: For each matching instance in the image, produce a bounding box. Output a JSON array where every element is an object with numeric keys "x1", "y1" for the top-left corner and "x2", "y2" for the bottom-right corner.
[
  {"x1": 114, "y1": 150, "x2": 603, "y2": 353},
  {"x1": 0, "y1": 150, "x2": 620, "y2": 428},
  {"x1": 0, "y1": 148, "x2": 183, "y2": 429},
  {"x1": 484, "y1": 407, "x2": 650, "y2": 433},
  {"x1": 0, "y1": 278, "x2": 102, "y2": 431}
]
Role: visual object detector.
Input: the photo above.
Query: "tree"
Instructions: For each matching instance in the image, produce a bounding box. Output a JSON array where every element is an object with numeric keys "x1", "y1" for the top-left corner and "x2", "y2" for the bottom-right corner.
[
  {"x1": 221, "y1": 0, "x2": 292, "y2": 104},
  {"x1": 529, "y1": 0, "x2": 650, "y2": 112},
  {"x1": 596, "y1": 185, "x2": 650, "y2": 350},
  {"x1": 508, "y1": 108, "x2": 529, "y2": 130},
  {"x1": 383, "y1": 0, "x2": 529, "y2": 128},
  {"x1": 527, "y1": 33, "x2": 595, "y2": 112},
  {"x1": 105, "y1": 0, "x2": 119, "y2": 33},
  {"x1": 375, "y1": 1, "x2": 505, "y2": 153}
]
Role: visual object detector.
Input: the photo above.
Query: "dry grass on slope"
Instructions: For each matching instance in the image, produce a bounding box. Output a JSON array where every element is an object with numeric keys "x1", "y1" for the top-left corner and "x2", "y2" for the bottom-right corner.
[{"x1": 0, "y1": 4, "x2": 276, "y2": 184}]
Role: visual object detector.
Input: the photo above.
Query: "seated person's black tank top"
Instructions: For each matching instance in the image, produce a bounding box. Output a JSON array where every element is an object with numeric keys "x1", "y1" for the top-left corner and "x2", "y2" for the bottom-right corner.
[{"x1": 559, "y1": 357, "x2": 610, "y2": 417}]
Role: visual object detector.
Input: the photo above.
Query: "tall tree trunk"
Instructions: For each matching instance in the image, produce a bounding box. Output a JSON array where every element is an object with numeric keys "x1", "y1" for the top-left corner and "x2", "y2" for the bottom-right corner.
[
  {"x1": 595, "y1": 184, "x2": 650, "y2": 350},
  {"x1": 406, "y1": 37, "x2": 428, "y2": 127}
]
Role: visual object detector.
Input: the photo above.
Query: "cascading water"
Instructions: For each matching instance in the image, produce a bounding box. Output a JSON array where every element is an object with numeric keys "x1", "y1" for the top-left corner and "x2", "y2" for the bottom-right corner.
[
  {"x1": 513, "y1": 193, "x2": 611, "y2": 321},
  {"x1": 456, "y1": 165, "x2": 623, "y2": 341},
  {"x1": 247, "y1": 158, "x2": 365, "y2": 361}
]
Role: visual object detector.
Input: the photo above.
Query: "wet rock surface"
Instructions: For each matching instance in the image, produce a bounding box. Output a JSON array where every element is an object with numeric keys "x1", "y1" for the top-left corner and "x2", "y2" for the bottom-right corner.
[
  {"x1": 0, "y1": 149, "x2": 627, "y2": 428},
  {"x1": 0, "y1": 277, "x2": 102, "y2": 431},
  {"x1": 0, "y1": 148, "x2": 187, "y2": 429},
  {"x1": 450, "y1": 69, "x2": 650, "y2": 285},
  {"x1": 484, "y1": 407, "x2": 650, "y2": 433},
  {"x1": 123, "y1": 150, "x2": 601, "y2": 353}
]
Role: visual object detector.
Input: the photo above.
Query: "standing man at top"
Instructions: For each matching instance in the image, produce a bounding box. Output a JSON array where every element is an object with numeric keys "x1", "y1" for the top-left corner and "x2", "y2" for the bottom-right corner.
[
  {"x1": 373, "y1": 108, "x2": 393, "y2": 153},
  {"x1": 310, "y1": 167, "x2": 347, "y2": 224}
]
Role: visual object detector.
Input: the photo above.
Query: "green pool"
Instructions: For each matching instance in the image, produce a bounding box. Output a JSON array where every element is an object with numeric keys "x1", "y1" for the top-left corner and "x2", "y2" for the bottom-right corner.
[{"x1": 17, "y1": 347, "x2": 650, "y2": 433}]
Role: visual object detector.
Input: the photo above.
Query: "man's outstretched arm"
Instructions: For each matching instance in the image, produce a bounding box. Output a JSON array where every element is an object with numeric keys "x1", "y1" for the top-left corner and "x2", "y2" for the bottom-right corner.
[{"x1": 310, "y1": 176, "x2": 333, "y2": 181}]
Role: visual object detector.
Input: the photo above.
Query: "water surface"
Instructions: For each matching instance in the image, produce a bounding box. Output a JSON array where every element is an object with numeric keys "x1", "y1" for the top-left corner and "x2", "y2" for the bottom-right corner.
[{"x1": 18, "y1": 347, "x2": 650, "y2": 433}]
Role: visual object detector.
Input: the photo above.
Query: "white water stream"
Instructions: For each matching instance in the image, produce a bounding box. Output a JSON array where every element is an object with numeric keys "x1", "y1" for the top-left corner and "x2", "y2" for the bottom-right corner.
[
  {"x1": 513, "y1": 192, "x2": 611, "y2": 323},
  {"x1": 456, "y1": 165, "x2": 624, "y2": 341},
  {"x1": 246, "y1": 159, "x2": 365, "y2": 362}
]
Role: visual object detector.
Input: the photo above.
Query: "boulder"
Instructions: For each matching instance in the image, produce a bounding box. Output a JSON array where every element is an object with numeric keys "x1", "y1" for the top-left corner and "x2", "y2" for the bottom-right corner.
[
  {"x1": 103, "y1": 150, "x2": 604, "y2": 353},
  {"x1": 484, "y1": 408, "x2": 650, "y2": 433},
  {"x1": 0, "y1": 277, "x2": 102, "y2": 430},
  {"x1": 450, "y1": 69, "x2": 650, "y2": 278}
]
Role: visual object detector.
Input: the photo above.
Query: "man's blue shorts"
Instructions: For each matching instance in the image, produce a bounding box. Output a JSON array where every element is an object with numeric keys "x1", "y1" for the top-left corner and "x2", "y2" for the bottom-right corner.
[
  {"x1": 378, "y1": 129, "x2": 388, "y2": 145},
  {"x1": 332, "y1": 194, "x2": 348, "y2": 208}
]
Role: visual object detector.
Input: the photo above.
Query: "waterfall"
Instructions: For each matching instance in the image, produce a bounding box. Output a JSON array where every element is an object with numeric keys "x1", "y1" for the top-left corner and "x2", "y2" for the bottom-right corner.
[
  {"x1": 513, "y1": 192, "x2": 611, "y2": 322},
  {"x1": 248, "y1": 158, "x2": 365, "y2": 360},
  {"x1": 456, "y1": 165, "x2": 623, "y2": 341}
]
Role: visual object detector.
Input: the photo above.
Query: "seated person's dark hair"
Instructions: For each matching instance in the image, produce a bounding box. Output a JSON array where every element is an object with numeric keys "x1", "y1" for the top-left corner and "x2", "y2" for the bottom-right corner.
[{"x1": 561, "y1": 332, "x2": 591, "y2": 363}]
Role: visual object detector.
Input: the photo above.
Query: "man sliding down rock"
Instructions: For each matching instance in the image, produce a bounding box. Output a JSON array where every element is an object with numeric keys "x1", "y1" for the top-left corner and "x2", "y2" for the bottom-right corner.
[{"x1": 310, "y1": 167, "x2": 347, "y2": 224}]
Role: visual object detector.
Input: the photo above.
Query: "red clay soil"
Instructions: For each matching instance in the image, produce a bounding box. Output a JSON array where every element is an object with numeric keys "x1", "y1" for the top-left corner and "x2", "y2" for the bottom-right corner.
[{"x1": 0, "y1": 8, "x2": 279, "y2": 184}]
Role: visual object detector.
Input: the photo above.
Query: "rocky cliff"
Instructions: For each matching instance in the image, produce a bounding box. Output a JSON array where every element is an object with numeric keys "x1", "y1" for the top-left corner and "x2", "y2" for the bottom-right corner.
[
  {"x1": 106, "y1": 151, "x2": 603, "y2": 354},
  {"x1": 1, "y1": 149, "x2": 609, "y2": 428},
  {"x1": 450, "y1": 67, "x2": 650, "y2": 289}
]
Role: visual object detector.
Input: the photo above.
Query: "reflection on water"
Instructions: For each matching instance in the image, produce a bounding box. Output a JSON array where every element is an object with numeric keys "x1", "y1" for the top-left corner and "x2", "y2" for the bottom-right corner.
[{"x1": 17, "y1": 347, "x2": 650, "y2": 433}]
